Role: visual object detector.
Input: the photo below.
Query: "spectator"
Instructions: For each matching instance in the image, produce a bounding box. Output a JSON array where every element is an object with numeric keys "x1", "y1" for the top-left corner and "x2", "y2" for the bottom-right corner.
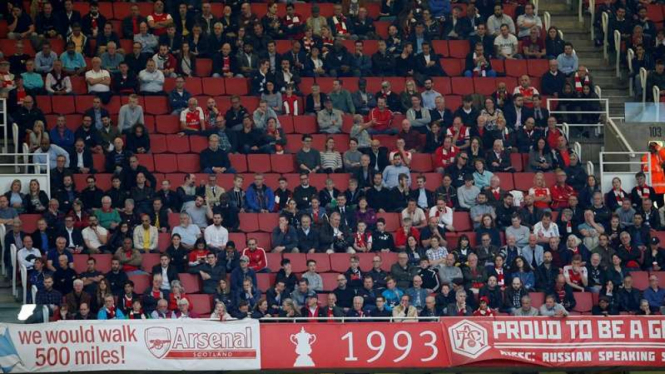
[
  {"x1": 487, "y1": 5, "x2": 516, "y2": 36},
  {"x1": 60, "y1": 41, "x2": 87, "y2": 76},
  {"x1": 556, "y1": 43, "x2": 578, "y2": 76},
  {"x1": 516, "y1": 3, "x2": 542, "y2": 38},
  {"x1": 139, "y1": 59, "x2": 165, "y2": 95},
  {"x1": 494, "y1": 24, "x2": 520, "y2": 60},
  {"x1": 539, "y1": 294, "x2": 569, "y2": 317},
  {"x1": 135, "y1": 22, "x2": 158, "y2": 55},
  {"x1": 168, "y1": 76, "x2": 191, "y2": 114},
  {"x1": 317, "y1": 98, "x2": 344, "y2": 134}
]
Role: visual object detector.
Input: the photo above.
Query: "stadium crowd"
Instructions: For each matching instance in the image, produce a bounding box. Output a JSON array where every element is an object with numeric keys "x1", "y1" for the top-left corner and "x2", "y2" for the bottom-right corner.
[{"x1": 0, "y1": 0, "x2": 663, "y2": 322}]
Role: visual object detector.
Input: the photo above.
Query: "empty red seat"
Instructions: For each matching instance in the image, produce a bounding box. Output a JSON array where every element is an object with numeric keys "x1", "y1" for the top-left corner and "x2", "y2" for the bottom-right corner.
[
  {"x1": 509, "y1": 152, "x2": 524, "y2": 172},
  {"x1": 201, "y1": 77, "x2": 225, "y2": 96},
  {"x1": 238, "y1": 213, "x2": 259, "y2": 232},
  {"x1": 432, "y1": 77, "x2": 452, "y2": 95},
  {"x1": 176, "y1": 154, "x2": 200, "y2": 172},
  {"x1": 74, "y1": 95, "x2": 95, "y2": 114},
  {"x1": 145, "y1": 96, "x2": 169, "y2": 115},
  {"x1": 228, "y1": 153, "x2": 247, "y2": 173},
  {"x1": 35, "y1": 96, "x2": 52, "y2": 114},
  {"x1": 453, "y1": 212, "x2": 472, "y2": 232},
  {"x1": 189, "y1": 294, "x2": 212, "y2": 315},
  {"x1": 136, "y1": 154, "x2": 154, "y2": 171},
  {"x1": 631, "y1": 271, "x2": 650, "y2": 290},
  {"x1": 442, "y1": 59, "x2": 463, "y2": 77},
  {"x1": 527, "y1": 59, "x2": 549, "y2": 77},
  {"x1": 294, "y1": 116, "x2": 317, "y2": 134},
  {"x1": 197, "y1": 59, "x2": 214, "y2": 78},
  {"x1": 494, "y1": 172, "x2": 515, "y2": 190},
  {"x1": 529, "y1": 292, "x2": 545, "y2": 308},
  {"x1": 51, "y1": 96, "x2": 76, "y2": 114},
  {"x1": 278, "y1": 115, "x2": 294, "y2": 133},
  {"x1": 257, "y1": 273, "x2": 275, "y2": 291},
  {"x1": 379, "y1": 252, "x2": 397, "y2": 272},
  {"x1": 573, "y1": 292, "x2": 593, "y2": 313},
  {"x1": 448, "y1": 40, "x2": 470, "y2": 59},
  {"x1": 141, "y1": 253, "x2": 161, "y2": 271},
  {"x1": 179, "y1": 273, "x2": 202, "y2": 294},
  {"x1": 229, "y1": 232, "x2": 246, "y2": 247},
  {"x1": 129, "y1": 274, "x2": 151, "y2": 294},
  {"x1": 431, "y1": 40, "x2": 449, "y2": 57},
  {"x1": 158, "y1": 232, "x2": 170, "y2": 252},
  {"x1": 166, "y1": 134, "x2": 191, "y2": 153},
  {"x1": 271, "y1": 154, "x2": 295, "y2": 173},
  {"x1": 409, "y1": 153, "x2": 433, "y2": 172},
  {"x1": 92, "y1": 154, "x2": 105, "y2": 172},
  {"x1": 225, "y1": 78, "x2": 249, "y2": 95},
  {"x1": 189, "y1": 136, "x2": 208, "y2": 153},
  {"x1": 258, "y1": 213, "x2": 279, "y2": 232},
  {"x1": 505, "y1": 59, "x2": 528, "y2": 77},
  {"x1": 451, "y1": 77, "x2": 474, "y2": 95},
  {"x1": 73, "y1": 255, "x2": 90, "y2": 273},
  {"x1": 154, "y1": 154, "x2": 178, "y2": 173},
  {"x1": 330, "y1": 253, "x2": 351, "y2": 273},
  {"x1": 247, "y1": 154, "x2": 271, "y2": 173},
  {"x1": 266, "y1": 252, "x2": 282, "y2": 272},
  {"x1": 474, "y1": 78, "x2": 497, "y2": 95},
  {"x1": 154, "y1": 115, "x2": 180, "y2": 134},
  {"x1": 321, "y1": 273, "x2": 340, "y2": 291},
  {"x1": 513, "y1": 172, "x2": 535, "y2": 191}
]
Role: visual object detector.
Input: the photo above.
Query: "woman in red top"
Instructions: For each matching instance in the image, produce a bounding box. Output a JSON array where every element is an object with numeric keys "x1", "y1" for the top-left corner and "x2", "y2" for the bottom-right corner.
[
  {"x1": 188, "y1": 238, "x2": 210, "y2": 269},
  {"x1": 544, "y1": 116, "x2": 564, "y2": 150},
  {"x1": 473, "y1": 297, "x2": 495, "y2": 316},
  {"x1": 394, "y1": 218, "x2": 421, "y2": 251},
  {"x1": 434, "y1": 136, "x2": 459, "y2": 173},
  {"x1": 528, "y1": 172, "x2": 552, "y2": 210},
  {"x1": 168, "y1": 280, "x2": 193, "y2": 311}
]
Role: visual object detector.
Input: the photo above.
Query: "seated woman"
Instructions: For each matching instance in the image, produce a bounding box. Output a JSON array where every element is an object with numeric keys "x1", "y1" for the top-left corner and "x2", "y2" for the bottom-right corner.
[
  {"x1": 320, "y1": 137, "x2": 343, "y2": 173},
  {"x1": 510, "y1": 256, "x2": 535, "y2": 291},
  {"x1": 24, "y1": 179, "x2": 49, "y2": 214},
  {"x1": 4, "y1": 179, "x2": 26, "y2": 213},
  {"x1": 168, "y1": 280, "x2": 193, "y2": 311},
  {"x1": 126, "y1": 124, "x2": 151, "y2": 154},
  {"x1": 604, "y1": 177, "x2": 628, "y2": 212},
  {"x1": 528, "y1": 172, "x2": 552, "y2": 211},
  {"x1": 27, "y1": 120, "x2": 46, "y2": 152},
  {"x1": 476, "y1": 214, "x2": 501, "y2": 248},
  {"x1": 527, "y1": 137, "x2": 554, "y2": 172}
]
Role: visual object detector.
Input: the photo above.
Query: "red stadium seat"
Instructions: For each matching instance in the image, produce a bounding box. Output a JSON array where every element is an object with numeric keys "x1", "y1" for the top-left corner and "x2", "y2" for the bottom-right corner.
[
  {"x1": 238, "y1": 213, "x2": 259, "y2": 232},
  {"x1": 283, "y1": 253, "x2": 307, "y2": 273},
  {"x1": 257, "y1": 273, "x2": 275, "y2": 291},
  {"x1": 494, "y1": 172, "x2": 515, "y2": 190},
  {"x1": 202, "y1": 77, "x2": 225, "y2": 96},
  {"x1": 302, "y1": 254, "x2": 330, "y2": 273},
  {"x1": 228, "y1": 233, "x2": 246, "y2": 247},
  {"x1": 513, "y1": 172, "x2": 535, "y2": 191},
  {"x1": 527, "y1": 59, "x2": 549, "y2": 77},
  {"x1": 356, "y1": 253, "x2": 374, "y2": 272},
  {"x1": 155, "y1": 115, "x2": 181, "y2": 134},
  {"x1": 380, "y1": 252, "x2": 397, "y2": 272},
  {"x1": 73, "y1": 255, "x2": 90, "y2": 273},
  {"x1": 266, "y1": 252, "x2": 283, "y2": 272},
  {"x1": 158, "y1": 233, "x2": 171, "y2": 252},
  {"x1": 147, "y1": 134, "x2": 166, "y2": 153},
  {"x1": 225, "y1": 78, "x2": 249, "y2": 95},
  {"x1": 259, "y1": 213, "x2": 279, "y2": 232},
  {"x1": 35, "y1": 96, "x2": 52, "y2": 114},
  {"x1": 651, "y1": 272, "x2": 665, "y2": 289},
  {"x1": 448, "y1": 40, "x2": 470, "y2": 58},
  {"x1": 409, "y1": 154, "x2": 433, "y2": 173},
  {"x1": 510, "y1": 152, "x2": 524, "y2": 172},
  {"x1": 189, "y1": 136, "x2": 208, "y2": 153},
  {"x1": 166, "y1": 134, "x2": 191, "y2": 153},
  {"x1": 136, "y1": 154, "x2": 154, "y2": 171},
  {"x1": 432, "y1": 77, "x2": 452, "y2": 95},
  {"x1": 228, "y1": 153, "x2": 248, "y2": 173},
  {"x1": 197, "y1": 59, "x2": 214, "y2": 78},
  {"x1": 278, "y1": 115, "x2": 294, "y2": 133},
  {"x1": 145, "y1": 96, "x2": 170, "y2": 115},
  {"x1": 185, "y1": 77, "x2": 203, "y2": 96},
  {"x1": 189, "y1": 294, "x2": 213, "y2": 315},
  {"x1": 431, "y1": 40, "x2": 449, "y2": 57},
  {"x1": 377, "y1": 212, "x2": 400, "y2": 232},
  {"x1": 474, "y1": 78, "x2": 497, "y2": 95},
  {"x1": 321, "y1": 273, "x2": 340, "y2": 291},
  {"x1": 129, "y1": 274, "x2": 151, "y2": 294},
  {"x1": 141, "y1": 253, "x2": 161, "y2": 271},
  {"x1": 573, "y1": 292, "x2": 593, "y2": 313},
  {"x1": 179, "y1": 273, "x2": 202, "y2": 294},
  {"x1": 252, "y1": 232, "x2": 272, "y2": 251},
  {"x1": 330, "y1": 253, "x2": 351, "y2": 272},
  {"x1": 453, "y1": 212, "x2": 472, "y2": 232},
  {"x1": 505, "y1": 59, "x2": 528, "y2": 77},
  {"x1": 271, "y1": 154, "x2": 295, "y2": 173},
  {"x1": 20, "y1": 214, "x2": 41, "y2": 233},
  {"x1": 647, "y1": 4, "x2": 665, "y2": 23},
  {"x1": 154, "y1": 154, "x2": 178, "y2": 173},
  {"x1": 451, "y1": 77, "x2": 474, "y2": 95},
  {"x1": 442, "y1": 59, "x2": 463, "y2": 77},
  {"x1": 299, "y1": 78, "x2": 316, "y2": 95},
  {"x1": 92, "y1": 154, "x2": 105, "y2": 172},
  {"x1": 51, "y1": 96, "x2": 76, "y2": 114},
  {"x1": 247, "y1": 154, "x2": 271, "y2": 173},
  {"x1": 294, "y1": 116, "x2": 317, "y2": 134},
  {"x1": 529, "y1": 292, "x2": 545, "y2": 308},
  {"x1": 176, "y1": 154, "x2": 200, "y2": 172},
  {"x1": 631, "y1": 271, "x2": 650, "y2": 290}
]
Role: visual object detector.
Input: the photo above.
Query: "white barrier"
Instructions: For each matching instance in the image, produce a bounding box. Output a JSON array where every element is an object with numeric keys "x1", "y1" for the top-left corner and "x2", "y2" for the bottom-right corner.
[
  {"x1": 627, "y1": 47, "x2": 635, "y2": 96},
  {"x1": 641, "y1": 67, "x2": 649, "y2": 103},
  {"x1": 589, "y1": 0, "x2": 596, "y2": 40},
  {"x1": 602, "y1": 12, "x2": 609, "y2": 61},
  {"x1": 614, "y1": 30, "x2": 621, "y2": 78}
]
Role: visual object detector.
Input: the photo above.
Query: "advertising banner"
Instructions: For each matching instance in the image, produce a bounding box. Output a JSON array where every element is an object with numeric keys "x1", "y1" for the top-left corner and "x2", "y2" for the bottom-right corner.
[
  {"x1": 260, "y1": 322, "x2": 448, "y2": 370},
  {"x1": 441, "y1": 316, "x2": 665, "y2": 368},
  {"x1": 0, "y1": 320, "x2": 260, "y2": 373}
]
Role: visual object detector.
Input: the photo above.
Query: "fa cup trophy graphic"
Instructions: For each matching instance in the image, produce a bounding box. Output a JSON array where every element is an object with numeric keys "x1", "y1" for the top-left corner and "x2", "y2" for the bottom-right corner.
[{"x1": 290, "y1": 327, "x2": 317, "y2": 367}]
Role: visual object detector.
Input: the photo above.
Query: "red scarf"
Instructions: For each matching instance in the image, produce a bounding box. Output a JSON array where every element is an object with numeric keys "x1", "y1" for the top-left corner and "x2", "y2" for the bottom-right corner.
[
  {"x1": 124, "y1": 295, "x2": 133, "y2": 309},
  {"x1": 613, "y1": 189, "x2": 625, "y2": 203},
  {"x1": 105, "y1": 306, "x2": 116, "y2": 319},
  {"x1": 637, "y1": 186, "x2": 651, "y2": 199},
  {"x1": 332, "y1": 15, "x2": 348, "y2": 34},
  {"x1": 574, "y1": 72, "x2": 590, "y2": 93}
]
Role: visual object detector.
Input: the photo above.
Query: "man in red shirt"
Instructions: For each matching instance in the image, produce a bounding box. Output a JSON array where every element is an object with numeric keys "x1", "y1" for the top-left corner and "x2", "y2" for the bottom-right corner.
[
  {"x1": 394, "y1": 217, "x2": 421, "y2": 251},
  {"x1": 513, "y1": 75, "x2": 539, "y2": 108},
  {"x1": 147, "y1": 0, "x2": 172, "y2": 36},
  {"x1": 368, "y1": 97, "x2": 396, "y2": 135},
  {"x1": 551, "y1": 169, "x2": 575, "y2": 210},
  {"x1": 179, "y1": 98, "x2": 205, "y2": 134},
  {"x1": 242, "y1": 237, "x2": 268, "y2": 273}
]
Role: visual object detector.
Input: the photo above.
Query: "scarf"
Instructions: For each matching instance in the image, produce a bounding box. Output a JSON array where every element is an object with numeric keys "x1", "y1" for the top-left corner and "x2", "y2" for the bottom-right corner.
[
  {"x1": 574, "y1": 72, "x2": 590, "y2": 93},
  {"x1": 332, "y1": 16, "x2": 348, "y2": 34},
  {"x1": 472, "y1": 53, "x2": 488, "y2": 77},
  {"x1": 613, "y1": 189, "x2": 625, "y2": 203},
  {"x1": 105, "y1": 306, "x2": 116, "y2": 319},
  {"x1": 637, "y1": 185, "x2": 651, "y2": 199}
]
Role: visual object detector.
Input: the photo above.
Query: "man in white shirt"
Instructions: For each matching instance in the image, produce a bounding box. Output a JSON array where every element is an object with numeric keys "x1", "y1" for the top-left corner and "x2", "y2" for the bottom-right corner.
[
  {"x1": 516, "y1": 3, "x2": 542, "y2": 38},
  {"x1": 204, "y1": 213, "x2": 229, "y2": 252},
  {"x1": 133, "y1": 214, "x2": 159, "y2": 253},
  {"x1": 18, "y1": 235, "x2": 41, "y2": 272},
  {"x1": 85, "y1": 57, "x2": 112, "y2": 103},
  {"x1": 533, "y1": 212, "x2": 559, "y2": 244},
  {"x1": 493, "y1": 24, "x2": 520, "y2": 59},
  {"x1": 420, "y1": 78, "x2": 441, "y2": 111},
  {"x1": 171, "y1": 213, "x2": 201, "y2": 249},
  {"x1": 487, "y1": 4, "x2": 516, "y2": 36},
  {"x1": 82, "y1": 216, "x2": 109, "y2": 254}
]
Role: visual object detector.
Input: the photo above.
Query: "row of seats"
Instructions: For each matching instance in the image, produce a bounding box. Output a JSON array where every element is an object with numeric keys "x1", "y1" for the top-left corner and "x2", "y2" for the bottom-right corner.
[{"x1": 81, "y1": 150, "x2": 534, "y2": 174}]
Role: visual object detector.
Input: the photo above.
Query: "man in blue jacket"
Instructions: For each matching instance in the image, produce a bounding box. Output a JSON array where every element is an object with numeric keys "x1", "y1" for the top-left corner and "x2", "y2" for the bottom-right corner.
[{"x1": 245, "y1": 173, "x2": 275, "y2": 213}]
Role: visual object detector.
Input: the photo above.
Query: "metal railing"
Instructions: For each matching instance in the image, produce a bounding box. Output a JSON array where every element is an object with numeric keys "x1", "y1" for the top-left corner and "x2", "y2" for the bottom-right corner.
[
  {"x1": 599, "y1": 151, "x2": 650, "y2": 192},
  {"x1": 10, "y1": 244, "x2": 17, "y2": 300},
  {"x1": 546, "y1": 97, "x2": 609, "y2": 136},
  {"x1": 627, "y1": 47, "x2": 635, "y2": 97},
  {"x1": 654, "y1": 85, "x2": 661, "y2": 104},
  {"x1": 587, "y1": 161, "x2": 595, "y2": 176},
  {"x1": 640, "y1": 67, "x2": 649, "y2": 103},
  {"x1": 573, "y1": 141, "x2": 582, "y2": 161},
  {"x1": 0, "y1": 98, "x2": 7, "y2": 153},
  {"x1": 534, "y1": 0, "x2": 540, "y2": 16},
  {"x1": 559, "y1": 122, "x2": 571, "y2": 139},
  {"x1": 589, "y1": 0, "x2": 596, "y2": 40},
  {"x1": 544, "y1": 11, "x2": 551, "y2": 32},
  {"x1": 602, "y1": 12, "x2": 609, "y2": 61},
  {"x1": 614, "y1": 30, "x2": 621, "y2": 77}
]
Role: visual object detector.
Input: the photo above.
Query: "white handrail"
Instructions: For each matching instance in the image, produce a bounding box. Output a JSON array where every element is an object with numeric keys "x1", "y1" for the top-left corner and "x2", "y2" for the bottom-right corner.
[
  {"x1": 595, "y1": 85, "x2": 602, "y2": 98},
  {"x1": 614, "y1": 30, "x2": 622, "y2": 77},
  {"x1": 31, "y1": 285, "x2": 37, "y2": 304},
  {"x1": 602, "y1": 12, "x2": 609, "y2": 61},
  {"x1": 13, "y1": 123, "x2": 20, "y2": 173},
  {"x1": 22, "y1": 143, "x2": 30, "y2": 174},
  {"x1": 558, "y1": 29, "x2": 564, "y2": 40},
  {"x1": 627, "y1": 47, "x2": 635, "y2": 96},
  {"x1": 640, "y1": 67, "x2": 648, "y2": 103},
  {"x1": 0, "y1": 223, "x2": 5, "y2": 277},
  {"x1": 19, "y1": 263, "x2": 27, "y2": 304},
  {"x1": 10, "y1": 244, "x2": 17, "y2": 299},
  {"x1": 579, "y1": 0, "x2": 584, "y2": 22},
  {"x1": 544, "y1": 11, "x2": 551, "y2": 32},
  {"x1": 607, "y1": 117, "x2": 635, "y2": 155},
  {"x1": 590, "y1": 0, "x2": 596, "y2": 40},
  {"x1": 42, "y1": 305, "x2": 49, "y2": 323},
  {"x1": 574, "y1": 142, "x2": 582, "y2": 161},
  {"x1": 534, "y1": 0, "x2": 540, "y2": 16},
  {"x1": 0, "y1": 98, "x2": 7, "y2": 153},
  {"x1": 654, "y1": 86, "x2": 660, "y2": 104},
  {"x1": 560, "y1": 122, "x2": 570, "y2": 140},
  {"x1": 586, "y1": 161, "x2": 595, "y2": 176}
]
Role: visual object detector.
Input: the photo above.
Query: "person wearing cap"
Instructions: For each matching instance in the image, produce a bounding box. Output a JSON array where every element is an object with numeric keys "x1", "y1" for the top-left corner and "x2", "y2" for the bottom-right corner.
[
  {"x1": 592, "y1": 295, "x2": 618, "y2": 315},
  {"x1": 645, "y1": 236, "x2": 664, "y2": 271},
  {"x1": 317, "y1": 98, "x2": 344, "y2": 134},
  {"x1": 539, "y1": 294, "x2": 568, "y2": 317},
  {"x1": 473, "y1": 296, "x2": 495, "y2": 316},
  {"x1": 230, "y1": 254, "x2": 258, "y2": 292}
]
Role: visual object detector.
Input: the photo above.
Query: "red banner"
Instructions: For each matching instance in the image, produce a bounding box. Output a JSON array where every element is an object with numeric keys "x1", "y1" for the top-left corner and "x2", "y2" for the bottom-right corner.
[
  {"x1": 260, "y1": 322, "x2": 447, "y2": 370},
  {"x1": 441, "y1": 316, "x2": 665, "y2": 368}
]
